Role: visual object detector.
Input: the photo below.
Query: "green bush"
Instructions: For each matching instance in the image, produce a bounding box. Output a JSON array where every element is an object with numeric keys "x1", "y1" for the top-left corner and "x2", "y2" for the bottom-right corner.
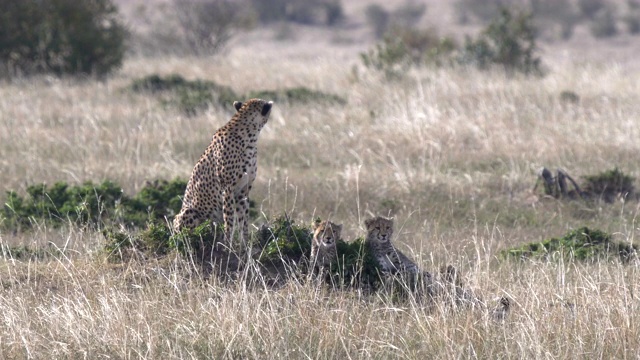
[
  {"x1": 0, "y1": 0, "x2": 127, "y2": 77},
  {"x1": 174, "y1": 0, "x2": 256, "y2": 55},
  {"x1": 257, "y1": 217, "x2": 384, "y2": 290},
  {"x1": 455, "y1": 0, "x2": 505, "y2": 23},
  {"x1": 365, "y1": 4, "x2": 391, "y2": 39},
  {"x1": 590, "y1": 7, "x2": 618, "y2": 38},
  {"x1": 257, "y1": 216, "x2": 314, "y2": 265},
  {"x1": 2, "y1": 179, "x2": 188, "y2": 231},
  {"x1": 392, "y1": 1, "x2": 427, "y2": 29},
  {"x1": 0, "y1": 244, "x2": 60, "y2": 261},
  {"x1": 529, "y1": 0, "x2": 578, "y2": 40},
  {"x1": 249, "y1": 0, "x2": 344, "y2": 26},
  {"x1": 624, "y1": 11, "x2": 640, "y2": 34},
  {"x1": 129, "y1": 74, "x2": 238, "y2": 115},
  {"x1": 246, "y1": 87, "x2": 346, "y2": 105},
  {"x1": 129, "y1": 75, "x2": 346, "y2": 112},
  {"x1": 103, "y1": 220, "x2": 223, "y2": 262},
  {"x1": 582, "y1": 167, "x2": 635, "y2": 202},
  {"x1": 501, "y1": 227, "x2": 637, "y2": 262},
  {"x1": 361, "y1": 27, "x2": 457, "y2": 77},
  {"x1": 559, "y1": 90, "x2": 580, "y2": 103},
  {"x1": 365, "y1": 2, "x2": 426, "y2": 39},
  {"x1": 578, "y1": 0, "x2": 605, "y2": 19},
  {"x1": 330, "y1": 237, "x2": 383, "y2": 290},
  {"x1": 101, "y1": 215, "x2": 397, "y2": 292},
  {"x1": 3, "y1": 181, "x2": 126, "y2": 231},
  {"x1": 458, "y1": 7, "x2": 543, "y2": 76}
]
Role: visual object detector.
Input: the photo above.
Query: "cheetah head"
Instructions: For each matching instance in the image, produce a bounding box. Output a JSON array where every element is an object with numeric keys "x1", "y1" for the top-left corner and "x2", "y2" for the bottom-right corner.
[
  {"x1": 364, "y1": 216, "x2": 394, "y2": 244},
  {"x1": 232, "y1": 98, "x2": 273, "y2": 131},
  {"x1": 313, "y1": 220, "x2": 342, "y2": 248}
]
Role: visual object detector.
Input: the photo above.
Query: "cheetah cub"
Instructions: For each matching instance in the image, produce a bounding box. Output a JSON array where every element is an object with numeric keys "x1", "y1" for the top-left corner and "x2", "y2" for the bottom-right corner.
[
  {"x1": 364, "y1": 216, "x2": 420, "y2": 275},
  {"x1": 310, "y1": 221, "x2": 341, "y2": 270}
]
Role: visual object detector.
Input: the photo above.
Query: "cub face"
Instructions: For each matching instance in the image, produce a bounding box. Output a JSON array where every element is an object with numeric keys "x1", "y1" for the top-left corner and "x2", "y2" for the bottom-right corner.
[
  {"x1": 313, "y1": 221, "x2": 342, "y2": 249},
  {"x1": 364, "y1": 216, "x2": 394, "y2": 244}
]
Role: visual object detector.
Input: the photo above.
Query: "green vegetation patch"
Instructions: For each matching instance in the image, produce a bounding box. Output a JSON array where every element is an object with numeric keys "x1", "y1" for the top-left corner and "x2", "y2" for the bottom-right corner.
[
  {"x1": 0, "y1": 0, "x2": 127, "y2": 77},
  {"x1": 128, "y1": 74, "x2": 346, "y2": 115},
  {"x1": 582, "y1": 167, "x2": 635, "y2": 201},
  {"x1": 103, "y1": 220, "x2": 223, "y2": 263},
  {"x1": 0, "y1": 244, "x2": 62, "y2": 261},
  {"x1": 257, "y1": 216, "x2": 313, "y2": 264},
  {"x1": 362, "y1": 7, "x2": 543, "y2": 77},
  {"x1": 257, "y1": 217, "x2": 383, "y2": 290},
  {"x1": 330, "y1": 237, "x2": 383, "y2": 290},
  {"x1": 2, "y1": 179, "x2": 188, "y2": 231},
  {"x1": 246, "y1": 87, "x2": 346, "y2": 105},
  {"x1": 501, "y1": 227, "x2": 638, "y2": 262},
  {"x1": 129, "y1": 74, "x2": 238, "y2": 115}
]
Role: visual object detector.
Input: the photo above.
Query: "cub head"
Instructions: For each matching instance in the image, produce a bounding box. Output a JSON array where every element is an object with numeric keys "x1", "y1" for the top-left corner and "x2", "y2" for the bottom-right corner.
[
  {"x1": 232, "y1": 98, "x2": 273, "y2": 130},
  {"x1": 313, "y1": 220, "x2": 342, "y2": 248},
  {"x1": 364, "y1": 216, "x2": 394, "y2": 243}
]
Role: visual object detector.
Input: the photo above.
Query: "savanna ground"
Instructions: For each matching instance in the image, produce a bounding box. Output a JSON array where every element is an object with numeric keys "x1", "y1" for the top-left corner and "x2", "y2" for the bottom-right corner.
[{"x1": 1, "y1": 0, "x2": 640, "y2": 358}]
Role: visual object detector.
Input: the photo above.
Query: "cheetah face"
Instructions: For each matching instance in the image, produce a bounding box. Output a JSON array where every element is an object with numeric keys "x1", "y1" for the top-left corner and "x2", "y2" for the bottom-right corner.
[
  {"x1": 232, "y1": 98, "x2": 273, "y2": 130},
  {"x1": 313, "y1": 221, "x2": 342, "y2": 248},
  {"x1": 365, "y1": 216, "x2": 394, "y2": 243}
]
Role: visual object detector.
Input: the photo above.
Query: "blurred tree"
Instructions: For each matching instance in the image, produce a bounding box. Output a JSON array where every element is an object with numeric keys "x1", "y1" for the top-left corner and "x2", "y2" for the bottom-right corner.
[{"x1": 0, "y1": 0, "x2": 127, "y2": 77}]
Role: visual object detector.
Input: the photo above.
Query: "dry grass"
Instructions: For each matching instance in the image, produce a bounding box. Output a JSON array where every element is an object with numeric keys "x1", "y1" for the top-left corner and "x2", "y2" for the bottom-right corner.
[{"x1": 2, "y1": 1, "x2": 640, "y2": 357}]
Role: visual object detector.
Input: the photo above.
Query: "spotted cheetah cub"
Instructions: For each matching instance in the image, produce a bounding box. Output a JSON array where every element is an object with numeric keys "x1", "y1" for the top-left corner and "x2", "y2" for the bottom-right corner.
[
  {"x1": 310, "y1": 221, "x2": 341, "y2": 270},
  {"x1": 364, "y1": 216, "x2": 420, "y2": 275}
]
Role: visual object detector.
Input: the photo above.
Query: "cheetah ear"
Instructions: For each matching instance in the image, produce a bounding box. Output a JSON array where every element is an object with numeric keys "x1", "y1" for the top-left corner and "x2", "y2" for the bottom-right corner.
[
  {"x1": 364, "y1": 218, "x2": 373, "y2": 229},
  {"x1": 335, "y1": 224, "x2": 343, "y2": 232},
  {"x1": 233, "y1": 101, "x2": 243, "y2": 112},
  {"x1": 312, "y1": 219, "x2": 322, "y2": 230}
]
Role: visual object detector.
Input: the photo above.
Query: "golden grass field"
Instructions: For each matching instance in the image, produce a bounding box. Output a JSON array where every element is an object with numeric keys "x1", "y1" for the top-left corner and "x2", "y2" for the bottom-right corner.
[{"x1": 1, "y1": 0, "x2": 640, "y2": 358}]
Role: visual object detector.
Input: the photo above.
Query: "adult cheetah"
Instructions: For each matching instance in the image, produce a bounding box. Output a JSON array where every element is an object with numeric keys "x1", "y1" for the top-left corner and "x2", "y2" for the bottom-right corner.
[
  {"x1": 173, "y1": 98, "x2": 273, "y2": 249},
  {"x1": 310, "y1": 220, "x2": 342, "y2": 270}
]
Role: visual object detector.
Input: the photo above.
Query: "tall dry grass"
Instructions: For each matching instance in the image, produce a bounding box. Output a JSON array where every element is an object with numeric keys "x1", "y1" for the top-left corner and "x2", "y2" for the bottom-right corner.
[{"x1": 1, "y1": 8, "x2": 640, "y2": 357}]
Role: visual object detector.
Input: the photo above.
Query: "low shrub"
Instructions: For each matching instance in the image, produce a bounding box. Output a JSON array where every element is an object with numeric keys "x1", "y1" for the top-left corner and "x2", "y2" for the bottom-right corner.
[
  {"x1": 0, "y1": 0, "x2": 127, "y2": 77},
  {"x1": 174, "y1": 0, "x2": 256, "y2": 55},
  {"x1": 246, "y1": 87, "x2": 346, "y2": 105},
  {"x1": 0, "y1": 244, "x2": 60, "y2": 261},
  {"x1": 361, "y1": 27, "x2": 457, "y2": 78},
  {"x1": 103, "y1": 220, "x2": 223, "y2": 262},
  {"x1": 257, "y1": 217, "x2": 383, "y2": 290},
  {"x1": 129, "y1": 74, "x2": 238, "y2": 115},
  {"x1": 590, "y1": 7, "x2": 618, "y2": 38},
  {"x1": 130, "y1": 75, "x2": 346, "y2": 113},
  {"x1": 501, "y1": 227, "x2": 637, "y2": 262},
  {"x1": 559, "y1": 90, "x2": 580, "y2": 103},
  {"x1": 582, "y1": 167, "x2": 635, "y2": 202},
  {"x1": 458, "y1": 7, "x2": 543, "y2": 76},
  {"x1": 249, "y1": 0, "x2": 344, "y2": 26},
  {"x1": 2, "y1": 179, "x2": 189, "y2": 231}
]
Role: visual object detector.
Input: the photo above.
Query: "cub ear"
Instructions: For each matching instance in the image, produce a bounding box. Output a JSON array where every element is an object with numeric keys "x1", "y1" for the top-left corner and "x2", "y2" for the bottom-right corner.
[
  {"x1": 233, "y1": 101, "x2": 243, "y2": 112},
  {"x1": 364, "y1": 218, "x2": 374, "y2": 229},
  {"x1": 312, "y1": 219, "x2": 322, "y2": 230}
]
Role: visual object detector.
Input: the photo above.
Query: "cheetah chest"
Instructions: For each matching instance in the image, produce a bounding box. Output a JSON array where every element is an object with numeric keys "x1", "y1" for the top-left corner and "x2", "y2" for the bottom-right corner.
[{"x1": 233, "y1": 147, "x2": 258, "y2": 193}]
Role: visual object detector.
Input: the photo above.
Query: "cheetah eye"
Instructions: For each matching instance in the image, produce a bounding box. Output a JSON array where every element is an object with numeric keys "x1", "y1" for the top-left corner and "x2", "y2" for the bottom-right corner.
[{"x1": 375, "y1": 226, "x2": 380, "y2": 230}]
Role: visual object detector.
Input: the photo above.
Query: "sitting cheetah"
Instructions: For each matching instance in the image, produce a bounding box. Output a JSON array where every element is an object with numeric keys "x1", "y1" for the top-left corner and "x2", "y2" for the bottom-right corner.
[
  {"x1": 365, "y1": 216, "x2": 433, "y2": 296},
  {"x1": 364, "y1": 216, "x2": 420, "y2": 275},
  {"x1": 310, "y1": 220, "x2": 341, "y2": 270},
  {"x1": 173, "y1": 98, "x2": 273, "y2": 249}
]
